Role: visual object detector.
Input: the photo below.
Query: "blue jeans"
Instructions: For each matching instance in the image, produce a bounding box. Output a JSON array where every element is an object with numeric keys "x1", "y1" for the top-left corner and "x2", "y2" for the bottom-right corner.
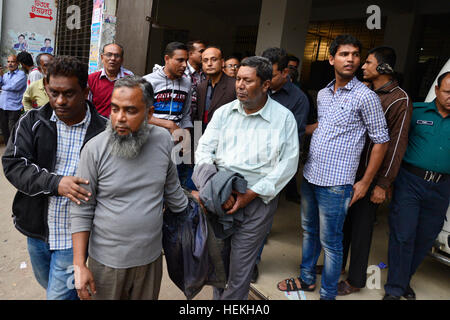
[
  {"x1": 299, "y1": 179, "x2": 353, "y2": 300},
  {"x1": 385, "y1": 167, "x2": 450, "y2": 296},
  {"x1": 27, "y1": 237, "x2": 78, "y2": 300}
]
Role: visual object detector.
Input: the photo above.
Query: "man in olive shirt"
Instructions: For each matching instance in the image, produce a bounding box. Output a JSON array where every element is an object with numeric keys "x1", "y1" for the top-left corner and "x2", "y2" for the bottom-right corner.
[{"x1": 383, "y1": 71, "x2": 450, "y2": 300}]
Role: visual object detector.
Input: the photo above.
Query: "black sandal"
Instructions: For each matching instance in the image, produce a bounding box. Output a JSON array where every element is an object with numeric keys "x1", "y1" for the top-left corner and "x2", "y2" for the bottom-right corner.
[{"x1": 277, "y1": 277, "x2": 316, "y2": 292}]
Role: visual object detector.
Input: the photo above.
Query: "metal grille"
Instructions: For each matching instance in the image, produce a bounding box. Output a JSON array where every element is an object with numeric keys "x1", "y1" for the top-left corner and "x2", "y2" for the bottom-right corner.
[
  {"x1": 301, "y1": 19, "x2": 385, "y2": 86},
  {"x1": 55, "y1": 0, "x2": 93, "y2": 64}
]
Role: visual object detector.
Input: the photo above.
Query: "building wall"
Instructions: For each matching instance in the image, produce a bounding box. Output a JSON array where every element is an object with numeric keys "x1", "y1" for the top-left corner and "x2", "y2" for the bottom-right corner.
[
  {"x1": 1, "y1": 0, "x2": 56, "y2": 63},
  {"x1": 145, "y1": 0, "x2": 261, "y2": 72}
]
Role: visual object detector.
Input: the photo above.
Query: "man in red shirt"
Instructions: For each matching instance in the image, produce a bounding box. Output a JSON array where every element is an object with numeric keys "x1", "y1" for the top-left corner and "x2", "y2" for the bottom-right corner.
[{"x1": 88, "y1": 43, "x2": 134, "y2": 117}]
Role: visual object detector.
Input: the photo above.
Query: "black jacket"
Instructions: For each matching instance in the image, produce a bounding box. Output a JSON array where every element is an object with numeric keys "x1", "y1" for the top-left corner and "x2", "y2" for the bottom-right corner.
[
  {"x1": 2, "y1": 101, "x2": 107, "y2": 241},
  {"x1": 163, "y1": 190, "x2": 226, "y2": 299}
]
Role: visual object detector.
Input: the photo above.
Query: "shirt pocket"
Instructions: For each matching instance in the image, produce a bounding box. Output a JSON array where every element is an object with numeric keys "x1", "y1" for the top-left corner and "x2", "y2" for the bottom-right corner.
[
  {"x1": 415, "y1": 120, "x2": 435, "y2": 137},
  {"x1": 329, "y1": 104, "x2": 357, "y2": 127}
]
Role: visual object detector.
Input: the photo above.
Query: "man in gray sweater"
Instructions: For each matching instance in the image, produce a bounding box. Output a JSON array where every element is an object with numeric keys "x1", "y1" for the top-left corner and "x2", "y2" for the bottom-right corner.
[{"x1": 71, "y1": 76, "x2": 188, "y2": 300}]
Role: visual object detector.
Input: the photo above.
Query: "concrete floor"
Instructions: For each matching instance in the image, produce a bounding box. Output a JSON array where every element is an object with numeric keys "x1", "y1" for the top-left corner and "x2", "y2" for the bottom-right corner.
[
  {"x1": 0, "y1": 144, "x2": 448, "y2": 300},
  {"x1": 252, "y1": 186, "x2": 450, "y2": 300}
]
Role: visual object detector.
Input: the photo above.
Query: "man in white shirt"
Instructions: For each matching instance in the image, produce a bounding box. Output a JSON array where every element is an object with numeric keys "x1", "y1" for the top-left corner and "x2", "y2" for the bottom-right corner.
[{"x1": 194, "y1": 56, "x2": 299, "y2": 300}]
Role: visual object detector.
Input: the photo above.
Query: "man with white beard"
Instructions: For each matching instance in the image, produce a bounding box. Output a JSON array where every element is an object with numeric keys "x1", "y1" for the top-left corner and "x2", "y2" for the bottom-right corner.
[{"x1": 70, "y1": 76, "x2": 188, "y2": 300}]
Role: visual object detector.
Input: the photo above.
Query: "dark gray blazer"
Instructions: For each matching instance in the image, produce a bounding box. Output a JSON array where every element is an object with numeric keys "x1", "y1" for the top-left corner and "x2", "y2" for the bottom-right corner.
[{"x1": 195, "y1": 72, "x2": 236, "y2": 123}]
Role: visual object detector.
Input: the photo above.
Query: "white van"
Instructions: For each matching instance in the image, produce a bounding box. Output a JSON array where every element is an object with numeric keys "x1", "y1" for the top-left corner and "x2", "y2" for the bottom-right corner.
[{"x1": 425, "y1": 58, "x2": 450, "y2": 266}]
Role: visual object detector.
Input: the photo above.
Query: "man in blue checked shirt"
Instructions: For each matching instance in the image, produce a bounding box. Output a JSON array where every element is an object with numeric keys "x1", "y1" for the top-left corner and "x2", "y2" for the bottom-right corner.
[
  {"x1": 277, "y1": 34, "x2": 389, "y2": 300},
  {"x1": 2, "y1": 56, "x2": 107, "y2": 300},
  {"x1": 0, "y1": 55, "x2": 27, "y2": 144}
]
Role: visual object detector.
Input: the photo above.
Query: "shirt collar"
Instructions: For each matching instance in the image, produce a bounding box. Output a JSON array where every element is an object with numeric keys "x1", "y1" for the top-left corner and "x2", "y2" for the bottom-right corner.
[
  {"x1": 374, "y1": 79, "x2": 398, "y2": 93},
  {"x1": 187, "y1": 61, "x2": 196, "y2": 75},
  {"x1": 232, "y1": 96, "x2": 272, "y2": 122},
  {"x1": 99, "y1": 67, "x2": 126, "y2": 81},
  {"x1": 38, "y1": 78, "x2": 46, "y2": 90},
  {"x1": 50, "y1": 103, "x2": 91, "y2": 126},
  {"x1": 271, "y1": 80, "x2": 291, "y2": 95},
  {"x1": 326, "y1": 76, "x2": 358, "y2": 92},
  {"x1": 7, "y1": 68, "x2": 19, "y2": 76}
]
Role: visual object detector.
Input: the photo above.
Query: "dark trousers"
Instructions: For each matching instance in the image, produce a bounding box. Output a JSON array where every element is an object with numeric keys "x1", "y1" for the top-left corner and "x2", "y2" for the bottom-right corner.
[
  {"x1": 0, "y1": 109, "x2": 22, "y2": 145},
  {"x1": 285, "y1": 175, "x2": 299, "y2": 197},
  {"x1": 213, "y1": 196, "x2": 279, "y2": 300},
  {"x1": 385, "y1": 167, "x2": 450, "y2": 296},
  {"x1": 342, "y1": 183, "x2": 379, "y2": 288}
]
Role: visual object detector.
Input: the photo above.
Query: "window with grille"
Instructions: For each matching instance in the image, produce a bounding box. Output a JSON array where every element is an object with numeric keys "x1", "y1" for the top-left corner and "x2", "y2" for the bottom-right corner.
[
  {"x1": 301, "y1": 19, "x2": 385, "y2": 88},
  {"x1": 55, "y1": 0, "x2": 93, "y2": 64}
]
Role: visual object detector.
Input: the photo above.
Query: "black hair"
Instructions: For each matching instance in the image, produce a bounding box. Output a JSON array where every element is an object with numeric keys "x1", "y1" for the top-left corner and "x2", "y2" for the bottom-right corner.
[
  {"x1": 225, "y1": 55, "x2": 240, "y2": 62},
  {"x1": 102, "y1": 43, "x2": 124, "y2": 57},
  {"x1": 45, "y1": 38, "x2": 51, "y2": 42},
  {"x1": 287, "y1": 55, "x2": 300, "y2": 64},
  {"x1": 261, "y1": 47, "x2": 288, "y2": 71},
  {"x1": 17, "y1": 51, "x2": 34, "y2": 67},
  {"x1": 114, "y1": 76, "x2": 154, "y2": 108},
  {"x1": 329, "y1": 34, "x2": 362, "y2": 57},
  {"x1": 46, "y1": 56, "x2": 88, "y2": 89},
  {"x1": 18, "y1": 34, "x2": 25, "y2": 39},
  {"x1": 35, "y1": 53, "x2": 53, "y2": 67},
  {"x1": 164, "y1": 42, "x2": 188, "y2": 57},
  {"x1": 186, "y1": 40, "x2": 206, "y2": 52},
  {"x1": 368, "y1": 46, "x2": 396, "y2": 69},
  {"x1": 437, "y1": 71, "x2": 450, "y2": 88},
  {"x1": 240, "y1": 56, "x2": 272, "y2": 82}
]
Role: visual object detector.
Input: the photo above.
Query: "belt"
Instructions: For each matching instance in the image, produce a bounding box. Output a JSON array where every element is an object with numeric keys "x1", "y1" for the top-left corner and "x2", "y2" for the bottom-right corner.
[{"x1": 402, "y1": 162, "x2": 448, "y2": 183}]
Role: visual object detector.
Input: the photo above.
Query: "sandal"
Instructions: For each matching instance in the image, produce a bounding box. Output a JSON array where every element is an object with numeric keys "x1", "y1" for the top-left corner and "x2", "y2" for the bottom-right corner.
[
  {"x1": 277, "y1": 277, "x2": 316, "y2": 292},
  {"x1": 337, "y1": 280, "x2": 360, "y2": 296}
]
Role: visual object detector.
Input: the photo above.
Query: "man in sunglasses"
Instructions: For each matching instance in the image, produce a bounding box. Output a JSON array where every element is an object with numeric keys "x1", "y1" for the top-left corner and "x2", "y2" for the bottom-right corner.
[{"x1": 87, "y1": 43, "x2": 134, "y2": 117}]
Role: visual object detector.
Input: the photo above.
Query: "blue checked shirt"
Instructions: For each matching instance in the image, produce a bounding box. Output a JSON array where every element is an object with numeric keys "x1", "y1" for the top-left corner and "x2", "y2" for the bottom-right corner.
[
  {"x1": 303, "y1": 77, "x2": 389, "y2": 187},
  {"x1": 47, "y1": 106, "x2": 91, "y2": 250}
]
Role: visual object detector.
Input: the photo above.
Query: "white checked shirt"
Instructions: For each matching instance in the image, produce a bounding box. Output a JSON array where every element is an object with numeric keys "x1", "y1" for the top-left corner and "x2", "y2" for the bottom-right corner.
[
  {"x1": 303, "y1": 77, "x2": 389, "y2": 187},
  {"x1": 47, "y1": 106, "x2": 91, "y2": 250}
]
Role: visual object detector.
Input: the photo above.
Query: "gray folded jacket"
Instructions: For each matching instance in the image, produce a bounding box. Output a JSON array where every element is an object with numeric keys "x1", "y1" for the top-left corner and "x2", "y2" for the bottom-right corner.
[{"x1": 192, "y1": 163, "x2": 248, "y2": 239}]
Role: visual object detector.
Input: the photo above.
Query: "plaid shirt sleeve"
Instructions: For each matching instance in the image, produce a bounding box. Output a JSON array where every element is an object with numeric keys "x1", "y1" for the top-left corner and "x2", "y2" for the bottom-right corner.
[{"x1": 360, "y1": 91, "x2": 390, "y2": 144}]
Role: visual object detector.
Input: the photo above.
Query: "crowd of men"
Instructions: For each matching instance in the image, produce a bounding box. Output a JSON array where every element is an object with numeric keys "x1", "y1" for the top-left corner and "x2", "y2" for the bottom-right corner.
[{"x1": 0, "y1": 33, "x2": 449, "y2": 301}]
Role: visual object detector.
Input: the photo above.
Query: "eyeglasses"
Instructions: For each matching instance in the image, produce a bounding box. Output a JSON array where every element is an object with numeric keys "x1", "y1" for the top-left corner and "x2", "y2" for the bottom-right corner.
[
  {"x1": 225, "y1": 64, "x2": 240, "y2": 69},
  {"x1": 102, "y1": 52, "x2": 122, "y2": 59}
]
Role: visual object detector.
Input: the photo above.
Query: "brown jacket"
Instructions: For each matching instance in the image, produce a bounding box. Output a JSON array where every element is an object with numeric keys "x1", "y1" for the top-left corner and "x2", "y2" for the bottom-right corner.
[
  {"x1": 195, "y1": 73, "x2": 236, "y2": 123},
  {"x1": 357, "y1": 80, "x2": 413, "y2": 189}
]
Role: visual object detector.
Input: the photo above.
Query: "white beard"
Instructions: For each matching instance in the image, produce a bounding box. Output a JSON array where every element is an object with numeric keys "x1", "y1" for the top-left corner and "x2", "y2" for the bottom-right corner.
[{"x1": 106, "y1": 118, "x2": 150, "y2": 159}]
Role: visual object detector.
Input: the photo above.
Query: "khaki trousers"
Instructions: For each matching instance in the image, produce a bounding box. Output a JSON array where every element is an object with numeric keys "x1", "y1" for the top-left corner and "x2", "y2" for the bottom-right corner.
[{"x1": 88, "y1": 254, "x2": 163, "y2": 300}]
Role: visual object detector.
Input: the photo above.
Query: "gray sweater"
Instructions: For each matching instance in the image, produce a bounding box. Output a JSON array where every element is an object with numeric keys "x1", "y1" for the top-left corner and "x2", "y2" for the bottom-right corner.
[{"x1": 70, "y1": 126, "x2": 188, "y2": 268}]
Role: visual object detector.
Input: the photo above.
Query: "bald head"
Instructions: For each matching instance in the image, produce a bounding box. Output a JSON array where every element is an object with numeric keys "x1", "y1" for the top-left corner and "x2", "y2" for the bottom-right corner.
[{"x1": 202, "y1": 47, "x2": 224, "y2": 77}]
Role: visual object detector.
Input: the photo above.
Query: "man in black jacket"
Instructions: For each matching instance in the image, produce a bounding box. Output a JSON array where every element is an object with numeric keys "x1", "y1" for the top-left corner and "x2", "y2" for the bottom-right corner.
[{"x1": 2, "y1": 56, "x2": 106, "y2": 300}]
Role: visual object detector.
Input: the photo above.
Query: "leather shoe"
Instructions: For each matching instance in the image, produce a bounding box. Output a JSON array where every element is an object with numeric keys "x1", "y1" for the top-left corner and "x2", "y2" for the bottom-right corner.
[
  {"x1": 383, "y1": 294, "x2": 401, "y2": 300},
  {"x1": 251, "y1": 264, "x2": 259, "y2": 283},
  {"x1": 403, "y1": 285, "x2": 416, "y2": 300}
]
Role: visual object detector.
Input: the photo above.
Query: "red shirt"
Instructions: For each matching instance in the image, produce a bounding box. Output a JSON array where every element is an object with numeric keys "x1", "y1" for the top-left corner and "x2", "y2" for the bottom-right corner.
[{"x1": 87, "y1": 68, "x2": 133, "y2": 117}]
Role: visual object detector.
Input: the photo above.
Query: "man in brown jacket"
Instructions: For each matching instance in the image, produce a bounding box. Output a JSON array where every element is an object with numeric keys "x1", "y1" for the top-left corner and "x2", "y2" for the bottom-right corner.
[
  {"x1": 195, "y1": 46, "x2": 236, "y2": 132},
  {"x1": 338, "y1": 46, "x2": 413, "y2": 296}
]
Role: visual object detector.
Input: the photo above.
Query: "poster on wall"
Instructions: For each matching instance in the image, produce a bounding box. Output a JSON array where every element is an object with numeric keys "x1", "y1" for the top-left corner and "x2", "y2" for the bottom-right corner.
[
  {"x1": 88, "y1": 0, "x2": 104, "y2": 74},
  {"x1": 10, "y1": 31, "x2": 54, "y2": 56},
  {"x1": 89, "y1": 22, "x2": 102, "y2": 74}
]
